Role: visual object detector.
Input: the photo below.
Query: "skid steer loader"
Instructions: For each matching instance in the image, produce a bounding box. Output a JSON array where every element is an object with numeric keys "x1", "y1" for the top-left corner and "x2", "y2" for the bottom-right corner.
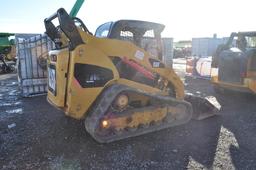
[
  {"x1": 44, "y1": 8, "x2": 220, "y2": 143},
  {"x1": 212, "y1": 32, "x2": 256, "y2": 94}
]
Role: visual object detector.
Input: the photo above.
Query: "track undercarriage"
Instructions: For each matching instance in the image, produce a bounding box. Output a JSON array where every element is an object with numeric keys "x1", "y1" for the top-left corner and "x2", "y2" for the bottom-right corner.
[{"x1": 85, "y1": 84, "x2": 193, "y2": 143}]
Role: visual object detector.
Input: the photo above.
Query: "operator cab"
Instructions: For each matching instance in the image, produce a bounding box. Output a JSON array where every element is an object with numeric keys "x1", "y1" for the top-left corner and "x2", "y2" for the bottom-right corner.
[{"x1": 95, "y1": 20, "x2": 165, "y2": 60}]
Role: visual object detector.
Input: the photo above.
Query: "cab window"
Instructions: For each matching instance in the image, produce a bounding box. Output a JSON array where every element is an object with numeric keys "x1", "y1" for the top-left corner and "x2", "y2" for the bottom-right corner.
[{"x1": 95, "y1": 22, "x2": 113, "y2": 38}]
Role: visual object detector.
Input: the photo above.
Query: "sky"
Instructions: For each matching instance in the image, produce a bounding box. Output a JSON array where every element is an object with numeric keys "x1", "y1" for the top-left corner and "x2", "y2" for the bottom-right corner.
[{"x1": 1, "y1": 0, "x2": 256, "y2": 41}]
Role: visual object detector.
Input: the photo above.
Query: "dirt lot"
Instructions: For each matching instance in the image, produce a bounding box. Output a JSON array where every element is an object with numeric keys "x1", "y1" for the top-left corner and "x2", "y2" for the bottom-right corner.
[{"x1": 1, "y1": 65, "x2": 256, "y2": 169}]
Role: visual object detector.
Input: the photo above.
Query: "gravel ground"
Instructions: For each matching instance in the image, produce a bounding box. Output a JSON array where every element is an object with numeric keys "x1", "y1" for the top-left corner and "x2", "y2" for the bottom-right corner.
[{"x1": 1, "y1": 64, "x2": 256, "y2": 169}]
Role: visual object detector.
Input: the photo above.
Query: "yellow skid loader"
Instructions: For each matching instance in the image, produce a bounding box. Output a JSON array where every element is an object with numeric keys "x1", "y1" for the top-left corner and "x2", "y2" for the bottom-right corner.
[
  {"x1": 44, "y1": 8, "x2": 220, "y2": 143},
  {"x1": 212, "y1": 32, "x2": 256, "y2": 94}
]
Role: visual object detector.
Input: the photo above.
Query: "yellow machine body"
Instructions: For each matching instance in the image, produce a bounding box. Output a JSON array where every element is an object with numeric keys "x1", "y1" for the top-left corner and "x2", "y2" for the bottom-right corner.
[
  {"x1": 48, "y1": 31, "x2": 184, "y2": 119},
  {"x1": 212, "y1": 76, "x2": 256, "y2": 94}
]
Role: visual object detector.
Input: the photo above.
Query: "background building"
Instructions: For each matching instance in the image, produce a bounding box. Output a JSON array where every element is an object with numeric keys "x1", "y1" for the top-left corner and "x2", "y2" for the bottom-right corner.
[{"x1": 192, "y1": 34, "x2": 228, "y2": 57}]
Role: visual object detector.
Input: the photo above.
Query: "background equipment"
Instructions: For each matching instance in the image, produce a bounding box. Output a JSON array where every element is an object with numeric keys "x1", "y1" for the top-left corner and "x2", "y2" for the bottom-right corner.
[
  {"x1": 0, "y1": 33, "x2": 16, "y2": 73},
  {"x1": 212, "y1": 32, "x2": 256, "y2": 94}
]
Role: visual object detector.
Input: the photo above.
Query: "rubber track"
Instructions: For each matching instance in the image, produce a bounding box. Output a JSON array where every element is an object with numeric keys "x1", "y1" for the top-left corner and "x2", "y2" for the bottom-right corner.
[{"x1": 85, "y1": 84, "x2": 193, "y2": 143}]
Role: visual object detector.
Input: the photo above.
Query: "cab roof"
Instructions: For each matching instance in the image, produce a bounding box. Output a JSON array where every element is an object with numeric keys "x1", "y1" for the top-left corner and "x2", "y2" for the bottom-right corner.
[{"x1": 108, "y1": 20, "x2": 165, "y2": 38}]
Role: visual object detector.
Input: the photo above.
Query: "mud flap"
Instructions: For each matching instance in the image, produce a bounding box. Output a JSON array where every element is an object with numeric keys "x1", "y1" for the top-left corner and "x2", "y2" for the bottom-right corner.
[{"x1": 185, "y1": 94, "x2": 221, "y2": 120}]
